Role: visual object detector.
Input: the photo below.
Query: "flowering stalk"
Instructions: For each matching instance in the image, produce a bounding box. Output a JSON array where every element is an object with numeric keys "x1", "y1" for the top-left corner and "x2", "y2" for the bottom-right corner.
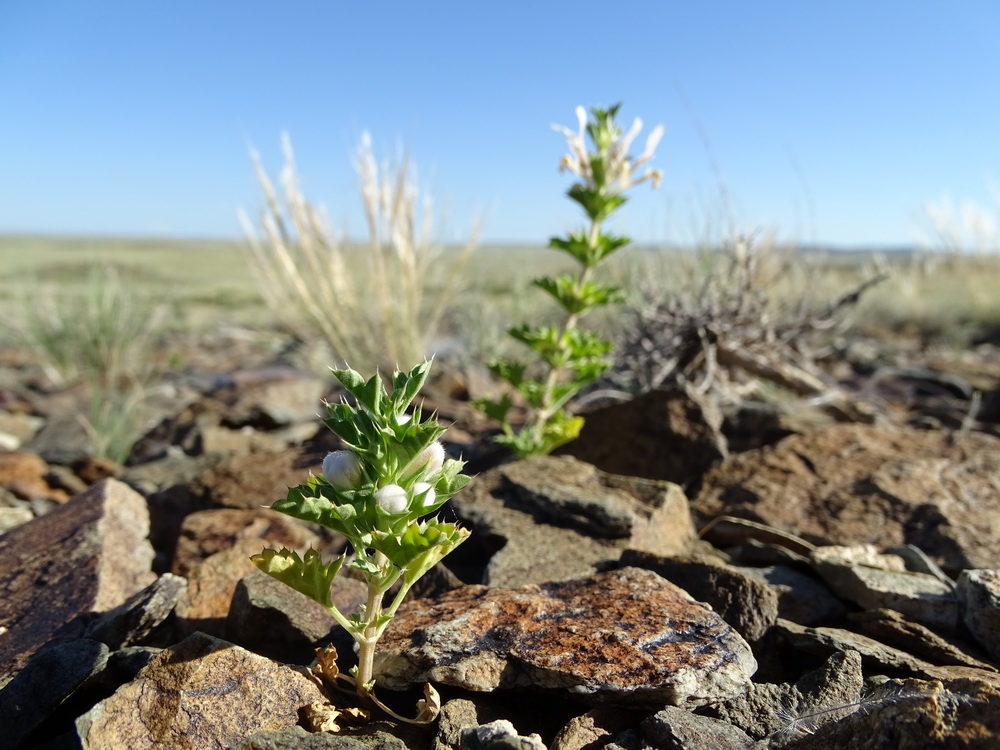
[
  {"x1": 477, "y1": 104, "x2": 664, "y2": 459},
  {"x1": 252, "y1": 361, "x2": 469, "y2": 712}
]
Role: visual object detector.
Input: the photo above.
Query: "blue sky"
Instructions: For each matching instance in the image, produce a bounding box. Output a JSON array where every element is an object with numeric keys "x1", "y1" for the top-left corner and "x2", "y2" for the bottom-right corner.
[{"x1": 1, "y1": 1, "x2": 998, "y2": 247}]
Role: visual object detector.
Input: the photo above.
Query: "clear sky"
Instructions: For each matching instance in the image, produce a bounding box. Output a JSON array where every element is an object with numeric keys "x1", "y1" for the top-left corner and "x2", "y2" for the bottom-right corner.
[{"x1": 1, "y1": 1, "x2": 998, "y2": 248}]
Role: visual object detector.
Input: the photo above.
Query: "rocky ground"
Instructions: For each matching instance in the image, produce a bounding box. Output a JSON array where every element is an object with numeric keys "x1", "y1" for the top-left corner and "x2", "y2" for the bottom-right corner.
[{"x1": 1, "y1": 327, "x2": 999, "y2": 749}]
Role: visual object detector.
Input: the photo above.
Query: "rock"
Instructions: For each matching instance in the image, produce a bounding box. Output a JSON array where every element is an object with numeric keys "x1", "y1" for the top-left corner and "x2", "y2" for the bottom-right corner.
[
  {"x1": 0, "y1": 411, "x2": 43, "y2": 449},
  {"x1": 174, "y1": 543, "x2": 264, "y2": 635},
  {"x1": 232, "y1": 726, "x2": 413, "y2": 749},
  {"x1": 0, "y1": 638, "x2": 109, "y2": 749},
  {"x1": 76, "y1": 632, "x2": 328, "y2": 749},
  {"x1": 847, "y1": 608, "x2": 997, "y2": 672},
  {"x1": 773, "y1": 619, "x2": 943, "y2": 677},
  {"x1": 172, "y1": 508, "x2": 322, "y2": 578},
  {"x1": 461, "y1": 720, "x2": 546, "y2": 750},
  {"x1": 618, "y1": 549, "x2": 779, "y2": 642},
  {"x1": 777, "y1": 677, "x2": 1000, "y2": 749},
  {"x1": 693, "y1": 424, "x2": 1000, "y2": 572},
  {"x1": 704, "y1": 650, "x2": 863, "y2": 742},
  {"x1": 739, "y1": 563, "x2": 849, "y2": 626},
  {"x1": 194, "y1": 446, "x2": 323, "y2": 510},
  {"x1": 0, "y1": 478, "x2": 155, "y2": 688},
  {"x1": 0, "y1": 450, "x2": 69, "y2": 503},
  {"x1": 375, "y1": 567, "x2": 757, "y2": 707},
  {"x1": 451, "y1": 456, "x2": 693, "y2": 587},
  {"x1": 634, "y1": 706, "x2": 754, "y2": 749},
  {"x1": 958, "y1": 569, "x2": 1000, "y2": 663},
  {"x1": 810, "y1": 545, "x2": 960, "y2": 631},
  {"x1": 556, "y1": 387, "x2": 728, "y2": 486},
  {"x1": 550, "y1": 708, "x2": 637, "y2": 750},
  {"x1": 0, "y1": 506, "x2": 33, "y2": 534},
  {"x1": 225, "y1": 569, "x2": 364, "y2": 664},
  {"x1": 214, "y1": 365, "x2": 325, "y2": 429},
  {"x1": 83, "y1": 573, "x2": 187, "y2": 650}
]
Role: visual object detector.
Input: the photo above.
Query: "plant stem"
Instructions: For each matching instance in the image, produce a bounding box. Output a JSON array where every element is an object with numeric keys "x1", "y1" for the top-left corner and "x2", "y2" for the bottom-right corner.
[
  {"x1": 354, "y1": 552, "x2": 389, "y2": 700},
  {"x1": 528, "y1": 217, "x2": 602, "y2": 441}
]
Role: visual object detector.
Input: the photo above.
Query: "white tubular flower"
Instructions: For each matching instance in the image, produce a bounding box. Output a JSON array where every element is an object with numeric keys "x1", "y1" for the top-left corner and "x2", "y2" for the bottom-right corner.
[
  {"x1": 413, "y1": 482, "x2": 436, "y2": 509},
  {"x1": 375, "y1": 484, "x2": 409, "y2": 514},
  {"x1": 322, "y1": 450, "x2": 363, "y2": 490}
]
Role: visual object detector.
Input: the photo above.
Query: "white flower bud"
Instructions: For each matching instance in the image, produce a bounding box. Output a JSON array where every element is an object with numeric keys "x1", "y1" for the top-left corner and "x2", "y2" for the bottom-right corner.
[
  {"x1": 413, "y1": 482, "x2": 436, "y2": 508},
  {"x1": 409, "y1": 442, "x2": 445, "y2": 478},
  {"x1": 322, "y1": 450, "x2": 362, "y2": 490},
  {"x1": 375, "y1": 484, "x2": 409, "y2": 514}
]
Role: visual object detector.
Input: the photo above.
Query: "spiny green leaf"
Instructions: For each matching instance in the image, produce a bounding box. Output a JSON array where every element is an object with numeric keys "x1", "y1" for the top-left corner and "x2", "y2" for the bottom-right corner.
[{"x1": 251, "y1": 547, "x2": 344, "y2": 609}]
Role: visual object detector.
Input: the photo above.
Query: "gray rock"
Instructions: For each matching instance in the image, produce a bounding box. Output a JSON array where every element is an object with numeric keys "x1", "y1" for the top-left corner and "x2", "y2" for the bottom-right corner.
[
  {"x1": 83, "y1": 573, "x2": 187, "y2": 650},
  {"x1": 639, "y1": 706, "x2": 754, "y2": 749},
  {"x1": 230, "y1": 726, "x2": 376, "y2": 749},
  {"x1": 811, "y1": 545, "x2": 960, "y2": 631},
  {"x1": 739, "y1": 564, "x2": 849, "y2": 626},
  {"x1": 0, "y1": 638, "x2": 109, "y2": 749},
  {"x1": 215, "y1": 365, "x2": 325, "y2": 428},
  {"x1": 375, "y1": 567, "x2": 757, "y2": 707},
  {"x1": 452, "y1": 456, "x2": 693, "y2": 587},
  {"x1": 847, "y1": 608, "x2": 998, "y2": 672},
  {"x1": 777, "y1": 676, "x2": 1000, "y2": 749},
  {"x1": 619, "y1": 549, "x2": 778, "y2": 642},
  {"x1": 225, "y1": 569, "x2": 359, "y2": 664},
  {"x1": 76, "y1": 632, "x2": 328, "y2": 749},
  {"x1": 705, "y1": 650, "x2": 863, "y2": 742},
  {"x1": 460, "y1": 719, "x2": 546, "y2": 750},
  {"x1": 773, "y1": 619, "x2": 942, "y2": 677},
  {"x1": 958, "y1": 569, "x2": 1000, "y2": 663},
  {"x1": 0, "y1": 478, "x2": 155, "y2": 688}
]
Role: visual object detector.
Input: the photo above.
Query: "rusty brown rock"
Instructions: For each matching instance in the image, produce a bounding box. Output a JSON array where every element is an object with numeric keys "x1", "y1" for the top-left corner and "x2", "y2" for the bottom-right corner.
[
  {"x1": 693, "y1": 424, "x2": 1000, "y2": 572},
  {"x1": 172, "y1": 508, "x2": 322, "y2": 578},
  {"x1": 76, "y1": 632, "x2": 328, "y2": 749},
  {"x1": 0, "y1": 478, "x2": 155, "y2": 688},
  {"x1": 175, "y1": 542, "x2": 263, "y2": 635},
  {"x1": 452, "y1": 456, "x2": 694, "y2": 587},
  {"x1": 0, "y1": 450, "x2": 69, "y2": 502},
  {"x1": 375, "y1": 567, "x2": 756, "y2": 707},
  {"x1": 194, "y1": 447, "x2": 322, "y2": 510},
  {"x1": 556, "y1": 387, "x2": 728, "y2": 486}
]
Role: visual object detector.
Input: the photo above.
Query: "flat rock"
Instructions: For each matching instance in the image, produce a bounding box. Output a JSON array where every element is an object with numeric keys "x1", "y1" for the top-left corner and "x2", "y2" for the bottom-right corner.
[
  {"x1": 213, "y1": 365, "x2": 325, "y2": 428},
  {"x1": 958, "y1": 569, "x2": 1000, "y2": 663},
  {"x1": 0, "y1": 478, "x2": 155, "y2": 687},
  {"x1": 811, "y1": 544, "x2": 960, "y2": 631},
  {"x1": 692, "y1": 424, "x2": 1000, "y2": 572},
  {"x1": 847, "y1": 608, "x2": 997, "y2": 672},
  {"x1": 738, "y1": 563, "x2": 849, "y2": 626},
  {"x1": 76, "y1": 632, "x2": 328, "y2": 749},
  {"x1": 451, "y1": 456, "x2": 693, "y2": 587},
  {"x1": 375, "y1": 567, "x2": 757, "y2": 707}
]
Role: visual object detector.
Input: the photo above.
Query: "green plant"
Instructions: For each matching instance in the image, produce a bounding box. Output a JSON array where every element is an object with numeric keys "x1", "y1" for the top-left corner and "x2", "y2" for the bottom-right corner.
[
  {"x1": 6, "y1": 264, "x2": 165, "y2": 461},
  {"x1": 251, "y1": 361, "x2": 470, "y2": 719},
  {"x1": 241, "y1": 133, "x2": 477, "y2": 373},
  {"x1": 476, "y1": 104, "x2": 663, "y2": 458}
]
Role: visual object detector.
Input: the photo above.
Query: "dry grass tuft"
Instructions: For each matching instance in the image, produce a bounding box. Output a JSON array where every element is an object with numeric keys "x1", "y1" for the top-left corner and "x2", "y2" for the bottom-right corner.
[{"x1": 241, "y1": 133, "x2": 477, "y2": 373}]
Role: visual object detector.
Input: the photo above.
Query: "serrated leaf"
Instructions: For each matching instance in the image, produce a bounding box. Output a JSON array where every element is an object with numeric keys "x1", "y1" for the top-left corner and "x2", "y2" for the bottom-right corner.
[{"x1": 251, "y1": 547, "x2": 344, "y2": 609}]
